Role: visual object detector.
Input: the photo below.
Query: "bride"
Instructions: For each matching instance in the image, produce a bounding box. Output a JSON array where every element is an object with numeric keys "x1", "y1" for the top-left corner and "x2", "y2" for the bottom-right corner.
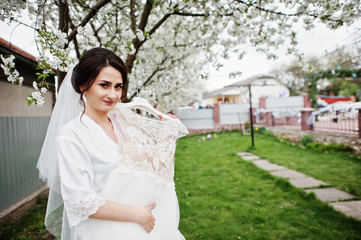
[{"x1": 37, "y1": 47, "x2": 188, "y2": 239}]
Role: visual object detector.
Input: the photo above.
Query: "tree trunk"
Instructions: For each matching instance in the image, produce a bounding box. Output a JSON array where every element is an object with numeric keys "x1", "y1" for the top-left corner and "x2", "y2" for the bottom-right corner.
[{"x1": 57, "y1": 1, "x2": 70, "y2": 87}]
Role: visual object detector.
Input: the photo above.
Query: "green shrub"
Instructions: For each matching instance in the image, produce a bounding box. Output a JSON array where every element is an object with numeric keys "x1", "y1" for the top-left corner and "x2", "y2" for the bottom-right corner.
[
  {"x1": 300, "y1": 135, "x2": 313, "y2": 147},
  {"x1": 307, "y1": 142, "x2": 354, "y2": 153},
  {"x1": 254, "y1": 126, "x2": 274, "y2": 137},
  {"x1": 305, "y1": 142, "x2": 326, "y2": 152},
  {"x1": 255, "y1": 126, "x2": 266, "y2": 133}
]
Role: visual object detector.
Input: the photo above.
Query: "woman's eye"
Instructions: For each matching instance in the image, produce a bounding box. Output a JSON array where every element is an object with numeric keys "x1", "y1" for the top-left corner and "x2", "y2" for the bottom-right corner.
[
  {"x1": 100, "y1": 83, "x2": 109, "y2": 88},
  {"x1": 115, "y1": 84, "x2": 124, "y2": 89}
]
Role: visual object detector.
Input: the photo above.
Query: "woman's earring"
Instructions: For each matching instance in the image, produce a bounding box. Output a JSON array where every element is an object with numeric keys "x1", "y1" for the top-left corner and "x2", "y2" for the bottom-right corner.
[{"x1": 80, "y1": 86, "x2": 86, "y2": 96}]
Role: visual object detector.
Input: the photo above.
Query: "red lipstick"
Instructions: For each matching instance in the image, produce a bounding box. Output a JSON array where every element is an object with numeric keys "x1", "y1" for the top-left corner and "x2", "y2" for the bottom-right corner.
[{"x1": 103, "y1": 100, "x2": 114, "y2": 105}]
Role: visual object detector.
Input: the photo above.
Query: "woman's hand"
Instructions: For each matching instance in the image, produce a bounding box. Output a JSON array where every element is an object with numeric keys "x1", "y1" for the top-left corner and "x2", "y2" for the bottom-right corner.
[
  {"x1": 137, "y1": 203, "x2": 156, "y2": 233},
  {"x1": 90, "y1": 200, "x2": 156, "y2": 232}
]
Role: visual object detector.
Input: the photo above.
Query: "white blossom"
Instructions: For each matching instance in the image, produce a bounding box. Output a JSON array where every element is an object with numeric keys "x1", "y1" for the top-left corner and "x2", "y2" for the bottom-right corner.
[
  {"x1": 0, "y1": 54, "x2": 23, "y2": 86},
  {"x1": 54, "y1": 30, "x2": 68, "y2": 48},
  {"x1": 29, "y1": 91, "x2": 45, "y2": 107},
  {"x1": 41, "y1": 87, "x2": 47, "y2": 93},
  {"x1": 123, "y1": 29, "x2": 136, "y2": 42},
  {"x1": 0, "y1": 0, "x2": 26, "y2": 21},
  {"x1": 77, "y1": 26, "x2": 100, "y2": 50},
  {"x1": 31, "y1": 91, "x2": 41, "y2": 99},
  {"x1": 136, "y1": 29, "x2": 145, "y2": 41},
  {"x1": 33, "y1": 81, "x2": 39, "y2": 91},
  {"x1": 36, "y1": 97, "x2": 45, "y2": 107},
  {"x1": 3, "y1": 0, "x2": 361, "y2": 109},
  {"x1": 18, "y1": 76, "x2": 24, "y2": 85}
]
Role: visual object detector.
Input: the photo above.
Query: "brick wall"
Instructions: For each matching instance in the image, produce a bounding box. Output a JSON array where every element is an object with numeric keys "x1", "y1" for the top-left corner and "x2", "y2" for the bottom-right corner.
[{"x1": 274, "y1": 116, "x2": 299, "y2": 125}]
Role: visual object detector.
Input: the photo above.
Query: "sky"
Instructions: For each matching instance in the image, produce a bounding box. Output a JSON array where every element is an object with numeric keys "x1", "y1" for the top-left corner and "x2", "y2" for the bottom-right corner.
[
  {"x1": 0, "y1": 18, "x2": 39, "y2": 56},
  {"x1": 205, "y1": 20, "x2": 361, "y2": 91},
  {"x1": 1, "y1": 17, "x2": 360, "y2": 92}
]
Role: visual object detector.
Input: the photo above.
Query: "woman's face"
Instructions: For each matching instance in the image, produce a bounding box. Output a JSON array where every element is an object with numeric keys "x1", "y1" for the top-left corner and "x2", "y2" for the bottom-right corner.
[{"x1": 83, "y1": 66, "x2": 123, "y2": 114}]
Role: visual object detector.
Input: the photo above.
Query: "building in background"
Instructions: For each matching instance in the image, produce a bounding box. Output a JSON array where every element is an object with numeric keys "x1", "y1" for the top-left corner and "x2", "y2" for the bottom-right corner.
[
  {"x1": 201, "y1": 75, "x2": 289, "y2": 107},
  {"x1": 0, "y1": 38, "x2": 54, "y2": 226},
  {"x1": 0, "y1": 38, "x2": 54, "y2": 116}
]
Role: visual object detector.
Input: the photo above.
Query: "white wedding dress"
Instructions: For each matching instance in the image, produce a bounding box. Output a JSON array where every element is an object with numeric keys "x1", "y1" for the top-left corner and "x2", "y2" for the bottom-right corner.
[{"x1": 56, "y1": 98, "x2": 188, "y2": 240}]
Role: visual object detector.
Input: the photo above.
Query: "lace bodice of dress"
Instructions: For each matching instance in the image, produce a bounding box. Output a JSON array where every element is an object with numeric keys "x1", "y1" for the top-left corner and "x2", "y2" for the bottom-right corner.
[{"x1": 110, "y1": 103, "x2": 188, "y2": 187}]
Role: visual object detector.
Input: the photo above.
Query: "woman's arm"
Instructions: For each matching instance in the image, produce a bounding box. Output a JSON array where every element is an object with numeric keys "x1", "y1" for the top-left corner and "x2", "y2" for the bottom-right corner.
[
  {"x1": 57, "y1": 135, "x2": 156, "y2": 232},
  {"x1": 90, "y1": 201, "x2": 156, "y2": 233}
]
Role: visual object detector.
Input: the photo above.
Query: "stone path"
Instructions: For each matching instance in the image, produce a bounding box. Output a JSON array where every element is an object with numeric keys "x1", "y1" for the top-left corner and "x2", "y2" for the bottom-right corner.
[{"x1": 236, "y1": 152, "x2": 361, "y2": 221}]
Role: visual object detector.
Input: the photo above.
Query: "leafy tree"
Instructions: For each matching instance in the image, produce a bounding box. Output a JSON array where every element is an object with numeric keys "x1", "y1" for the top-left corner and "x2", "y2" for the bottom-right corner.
[
  {"x1": 306, "y1": 68, "x2": 361, "y2": 107},
  {"x1": 270, "y1": 46, "x2": 361, "y2": 103},
  {"x1": 339, "y1": 81, "x2": 360, "y2": 98},
  {"x1": 270, "y1": 57, "x2": 322, "y2": 96},
  {"x1": 1, "y1": 0, "x2": 360, "y2": 109}
]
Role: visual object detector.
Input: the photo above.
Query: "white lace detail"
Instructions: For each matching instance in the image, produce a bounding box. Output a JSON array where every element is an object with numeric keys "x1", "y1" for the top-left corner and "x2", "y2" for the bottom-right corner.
[
  {"x1": 111, "y1": 105, "x2": 188, "y2": 185},
  {"x1": 64, "y1": 195, "x2": 106, "y2": 227}
]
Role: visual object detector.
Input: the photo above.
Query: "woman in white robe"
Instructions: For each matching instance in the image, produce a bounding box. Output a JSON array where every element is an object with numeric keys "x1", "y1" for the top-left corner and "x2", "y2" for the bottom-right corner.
[{"x1": 37, "y1": 48, "x2": 187, "y2": 239}]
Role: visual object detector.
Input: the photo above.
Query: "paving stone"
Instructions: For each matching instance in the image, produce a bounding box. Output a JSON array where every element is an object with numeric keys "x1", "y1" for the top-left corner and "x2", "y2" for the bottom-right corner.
[
  {"x1": 289, "y1": 177, "x2": 328, "y2": 188},
  {"x1": 236, "y1": 152, "x2": 360, "y2": 220},
  {"x1": 252, "y1": 160, "x2": 287, "y2": 171},
  {"x1": 236, "y1": 152, "x2": 252, "y2": 156},
  {"x1": 270, "y1": 170, "x2": 307, "y2": 179},
  {"x1": 305, "y1": 188, "x2": 355, "y2": 202},
  {"x1": 241, "y1": 155, "x2": 260, "y2": 161},
  {"x1": 329, "y1": 201, "x2": 361, "y2": 221}
]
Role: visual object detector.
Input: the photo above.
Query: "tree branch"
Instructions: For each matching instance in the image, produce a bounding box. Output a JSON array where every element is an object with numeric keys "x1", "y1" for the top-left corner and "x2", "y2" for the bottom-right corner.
[
  {"x1": 57, "y1": 1, "x2": 70, "y2": 82},
  {"x1": 125, "y1": 0, "x2": 155, "y2": 73},
  {"x1": 59, "y1": 1, "x2": 70, "y2": 33},
  {"x1": 90, "y1": 21, "x2": 103, "y2": 46},
  {"x1": 172, "y1": 11, "x2": 208, "y2": 17},
  {"x1": 129, "y1": 57, "x2": 169, "y2": 100},
  {"x1": 129, "y1": 66, "x2": 167, "y2": 100},
  {"x1": 66, "y1": 16, "x2": 82, "y2": 59},
  {"x1": 138, "y1": 0, "x2": 153, "y2": 31},
  {"x1": 72, "y1": 34, "x2": 81, "y2": 59},
  {"x1": 235, "y1": 0, "x2": 343, "y2": 24},
  {"x1": 130, "y1": 0, "x2": 137, "y2": 32},
  {"x1": 66, "y1": 0, "x2": 111, "y2": 45},
  {"x1": 125, "y1": 9, "x2": 169, "y2": 73},
  {"x1": 148, "y1": 12, "x2": 172, "y2": 36}
]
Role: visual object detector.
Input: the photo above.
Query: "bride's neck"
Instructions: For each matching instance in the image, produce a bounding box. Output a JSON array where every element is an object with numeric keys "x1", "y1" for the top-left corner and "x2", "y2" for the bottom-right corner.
[{"x1": 84, "y1": 108, "x2": 109, "y2": 125}]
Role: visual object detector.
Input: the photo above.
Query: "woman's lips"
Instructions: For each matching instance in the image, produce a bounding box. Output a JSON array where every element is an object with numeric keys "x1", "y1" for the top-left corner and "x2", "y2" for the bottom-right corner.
[{"x1": 103, "y1": 100, "x2": 114, "y2": 105}]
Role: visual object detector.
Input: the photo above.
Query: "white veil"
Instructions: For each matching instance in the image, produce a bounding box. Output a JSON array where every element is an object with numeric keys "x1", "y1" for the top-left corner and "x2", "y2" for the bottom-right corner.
[{"x1": 37, "y1": 68, "x2": 83, "y2": 238}]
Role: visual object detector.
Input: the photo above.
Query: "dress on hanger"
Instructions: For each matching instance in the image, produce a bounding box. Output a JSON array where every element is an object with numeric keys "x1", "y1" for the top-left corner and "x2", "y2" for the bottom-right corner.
[{"x1": 56, "y1": 97, "x2": 188, "y2": 240}]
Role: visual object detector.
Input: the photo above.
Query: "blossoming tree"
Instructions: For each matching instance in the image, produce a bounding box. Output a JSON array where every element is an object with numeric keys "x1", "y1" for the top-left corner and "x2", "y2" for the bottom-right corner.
[{"x1": 0, "y1": 0, "x2": 360, "y2": 110}]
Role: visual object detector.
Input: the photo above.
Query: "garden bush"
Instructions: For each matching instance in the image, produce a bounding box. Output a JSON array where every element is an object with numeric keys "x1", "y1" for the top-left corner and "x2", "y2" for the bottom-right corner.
[{"x1": 300, "y1": 134, "x2": 314, "y2": 147}]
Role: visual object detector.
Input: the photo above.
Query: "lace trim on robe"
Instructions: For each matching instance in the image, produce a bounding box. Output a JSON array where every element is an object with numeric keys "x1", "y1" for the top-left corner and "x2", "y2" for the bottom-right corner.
[
  {"x1": 115, "y1": 154, "x2": 176, "y2": 188},
  {"x1": 111, "y1": 106, "x2": 187, "y2": 186},
  {"x1": 64, "y1": 195, "x2": 106, "y2": 227}
]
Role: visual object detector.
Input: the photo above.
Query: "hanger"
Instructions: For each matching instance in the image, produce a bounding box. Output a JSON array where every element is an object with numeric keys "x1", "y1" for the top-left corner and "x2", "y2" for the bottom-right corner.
[{"x1": 124, "y1": 97, "x2": 172, "y2": 120}]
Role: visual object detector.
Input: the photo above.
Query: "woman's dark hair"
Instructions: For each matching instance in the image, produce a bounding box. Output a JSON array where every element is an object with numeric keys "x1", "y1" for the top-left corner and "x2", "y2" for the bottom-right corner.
[{"x1": 71, "y1": 47, "x2": 128, "y2": 109}]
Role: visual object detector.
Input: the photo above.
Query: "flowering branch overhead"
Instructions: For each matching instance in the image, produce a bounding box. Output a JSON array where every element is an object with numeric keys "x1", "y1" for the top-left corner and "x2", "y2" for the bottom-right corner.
[
  {"x1": 0, "y1": 0, "x2": 360, "y2": 109},
  {"x1": 66, "y1": 0, "x2": 112, "y2": 46},
  {"x1": 235, "y1": 0, "x2": 345, "y2": 26}
]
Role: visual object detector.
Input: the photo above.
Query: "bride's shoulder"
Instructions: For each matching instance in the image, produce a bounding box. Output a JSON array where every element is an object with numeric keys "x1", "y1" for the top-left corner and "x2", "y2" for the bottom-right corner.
[{"x1": 58, "y1": 115, "x2": 86, "y2": 138}]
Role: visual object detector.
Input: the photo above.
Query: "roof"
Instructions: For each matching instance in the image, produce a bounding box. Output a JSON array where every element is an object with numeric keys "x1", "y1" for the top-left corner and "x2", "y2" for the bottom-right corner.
[
  {"x1": 0, "y1": 38, "x2": 37, "y2": 63},
  {"x1": 0, "y1": 38, "x2": 55, "y2": 89},
  {"x1": 203, "y1": 74, "x2": 281, "y2": 99},
  {"x1": 227, "y1": 74, "x2": 276, "y2": 87}
]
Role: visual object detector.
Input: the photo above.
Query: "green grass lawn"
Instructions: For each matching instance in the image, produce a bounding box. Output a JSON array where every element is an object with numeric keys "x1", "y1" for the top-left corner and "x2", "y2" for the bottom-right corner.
[
  {"x1": 175, "y1": 131, "x2": 361, "y2": 240},
  {"x1": 0, "y1": 194, "x2": 52, "y2": 239},
  {"x1": 1, "y1": 130, "x2": 361, "y2": 239},
  {"x1": 249, "y1": 134, "x2": 361, "y2": 197}
]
